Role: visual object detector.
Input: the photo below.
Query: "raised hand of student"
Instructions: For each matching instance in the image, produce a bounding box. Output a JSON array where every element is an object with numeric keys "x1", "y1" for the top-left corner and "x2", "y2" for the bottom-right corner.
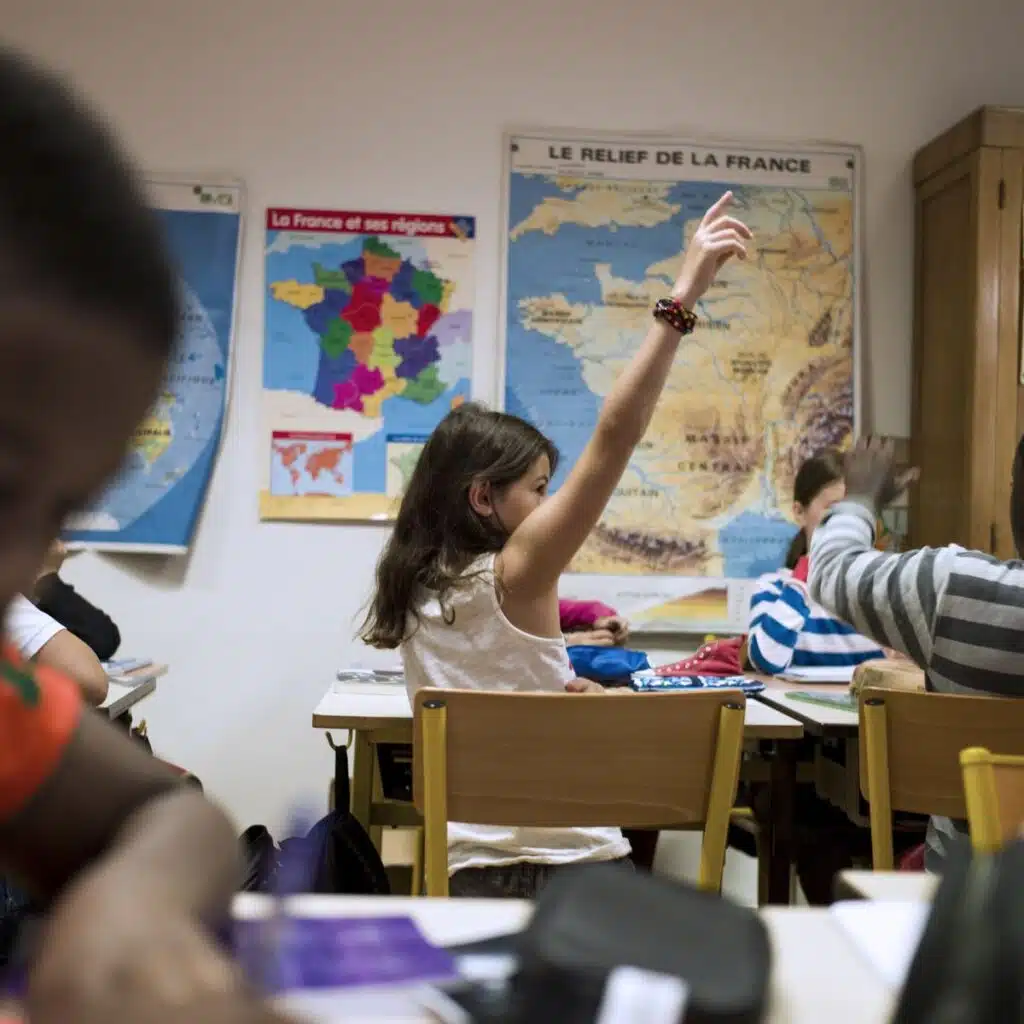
[
  {"x1": 843, "y1": 437, "x2": 919, "y2": 510},
  {"x1": 671, "y1": 191, "x2": 751, "y2": 307}
]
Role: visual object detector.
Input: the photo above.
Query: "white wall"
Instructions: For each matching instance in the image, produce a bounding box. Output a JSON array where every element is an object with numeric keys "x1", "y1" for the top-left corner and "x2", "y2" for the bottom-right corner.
[{"x1": 1, "y1": 0, "x2": 1021, "y2": 831}]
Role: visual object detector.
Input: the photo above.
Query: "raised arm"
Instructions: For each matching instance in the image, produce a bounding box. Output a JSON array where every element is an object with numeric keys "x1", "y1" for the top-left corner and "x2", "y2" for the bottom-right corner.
[
  {"x1": 501, "y1": 194, "x2": 751, "y2": 596},
  {"x1": 808, "y1": 438, "x2": 941, "y2": 666},
  {"x1": 809, "y1": 502, "x2": 955, "y2": 667}
]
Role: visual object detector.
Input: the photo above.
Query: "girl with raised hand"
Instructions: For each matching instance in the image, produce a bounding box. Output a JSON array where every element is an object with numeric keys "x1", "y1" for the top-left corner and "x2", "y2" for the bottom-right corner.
[{"x1": 363, "y1": 194, "x2": 750, "y2": 897}]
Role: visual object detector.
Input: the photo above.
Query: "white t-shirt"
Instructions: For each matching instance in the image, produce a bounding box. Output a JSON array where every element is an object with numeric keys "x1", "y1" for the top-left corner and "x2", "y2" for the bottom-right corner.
[
  {"x1": 402, "y1": 553, "x2": 630, "y2": 875},
  {"x1": 5, "y1": 594, "x2": 64, "y2": 659}
]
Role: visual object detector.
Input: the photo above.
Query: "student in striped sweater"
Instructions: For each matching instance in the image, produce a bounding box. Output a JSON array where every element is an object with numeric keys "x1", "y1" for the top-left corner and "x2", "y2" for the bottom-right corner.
[
  {"x1": 733, "y1": 452, "x2": 921, "y2": 902},
  {"x1": 748, "y1": 451, "x2": 885, "y2": 676},
  {"x1": 809, "y1": 435, "x2": 1024, "y2": 871}
]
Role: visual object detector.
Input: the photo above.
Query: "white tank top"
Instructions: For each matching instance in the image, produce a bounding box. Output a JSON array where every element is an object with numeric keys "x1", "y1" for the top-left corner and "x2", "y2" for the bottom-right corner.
[{"x1": 401, "y1": 553, "x2": 629, "y2": 874}]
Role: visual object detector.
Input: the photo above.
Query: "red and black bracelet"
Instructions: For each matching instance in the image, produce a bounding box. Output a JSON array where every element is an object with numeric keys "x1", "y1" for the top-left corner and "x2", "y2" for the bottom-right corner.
[{"x1": 652, "y1": 297, "x2": 698, "y2": 336}]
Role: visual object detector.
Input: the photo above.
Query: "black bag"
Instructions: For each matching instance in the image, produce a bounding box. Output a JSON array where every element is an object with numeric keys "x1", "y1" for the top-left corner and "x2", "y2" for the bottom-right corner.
[
  {"x1": 238, "y1": 743, "x2": 390, "y2": 896},
  {"x1": 892, "y1": 835, "x2": 1024, "y2": 1024},
  {"x1": 509, "y1": 864, "x2": 770, "y2": 1023},
  {"x1": 318, "y1": 741, "x2": 390, "y2": 895},
  {"x1": 443, "y1": 863, "x2": 770, "y2": 1023},
  {"x1": 239, "y1": 825, "x2": 279, "y2": 893}
]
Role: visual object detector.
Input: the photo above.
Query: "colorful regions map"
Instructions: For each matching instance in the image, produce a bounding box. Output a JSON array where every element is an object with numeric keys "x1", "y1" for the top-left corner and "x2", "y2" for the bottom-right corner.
[
  {"x1": 503, "y1": 132, "x2": 860, "y2": 629},
  {"x1": 262, "y1": 209, "x2": 474, "y2": 521}
]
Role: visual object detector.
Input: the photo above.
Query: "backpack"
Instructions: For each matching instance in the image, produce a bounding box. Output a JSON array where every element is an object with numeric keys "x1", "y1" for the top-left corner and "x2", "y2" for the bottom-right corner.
[{"x1": 239, "y1": 743, "x2": 390, "y2": 896}]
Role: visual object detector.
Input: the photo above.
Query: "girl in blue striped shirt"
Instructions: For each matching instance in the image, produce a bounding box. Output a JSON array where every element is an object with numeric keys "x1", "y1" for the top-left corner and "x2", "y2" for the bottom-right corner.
[
  {"x1": 733, "y1": 451, "x2": 914, "y2": 904},
  {"x1": 747, "y1": 451, "x2": 884, "y2": 675}
]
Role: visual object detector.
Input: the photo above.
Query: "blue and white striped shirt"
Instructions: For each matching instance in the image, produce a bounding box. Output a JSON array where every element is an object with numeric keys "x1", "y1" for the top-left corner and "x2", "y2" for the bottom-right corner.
[{"x1": 747, "y1": 568, "x2": 884, "y2": 675}]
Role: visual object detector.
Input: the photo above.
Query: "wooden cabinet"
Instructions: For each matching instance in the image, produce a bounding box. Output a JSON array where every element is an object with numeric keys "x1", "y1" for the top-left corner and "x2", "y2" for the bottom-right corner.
[{"x1": 911, "y1": 107, "x2": 1024, "y2": 557}]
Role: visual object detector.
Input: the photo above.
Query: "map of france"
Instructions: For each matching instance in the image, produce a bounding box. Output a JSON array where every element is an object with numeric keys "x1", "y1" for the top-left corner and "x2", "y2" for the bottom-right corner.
[
  {"x1": 270, "y1": 236, "x2": 452, "y2": 420},
  {"x1": 504, "y1": 135, "x2": 858, "y2": 587},
  {"x1": 262, "y1": 209, "x2": 474, "y2": 521}
]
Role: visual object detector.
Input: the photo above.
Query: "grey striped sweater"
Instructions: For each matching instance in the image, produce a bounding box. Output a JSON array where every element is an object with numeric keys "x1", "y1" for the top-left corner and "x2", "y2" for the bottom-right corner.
[{"x1": 809, "y1": 499, "x2": 1024, "y2": 866}]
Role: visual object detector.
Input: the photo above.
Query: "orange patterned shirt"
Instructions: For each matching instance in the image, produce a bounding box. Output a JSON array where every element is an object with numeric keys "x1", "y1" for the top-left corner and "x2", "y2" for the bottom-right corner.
[{"x1": 0, "y1": 642, "x2": 81, "y2": 819}]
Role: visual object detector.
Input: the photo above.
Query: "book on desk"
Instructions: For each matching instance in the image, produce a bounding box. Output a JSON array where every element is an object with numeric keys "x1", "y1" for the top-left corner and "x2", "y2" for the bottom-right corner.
[{"x1": 103, "y1": 658, "x2": 158, "y2": 687}]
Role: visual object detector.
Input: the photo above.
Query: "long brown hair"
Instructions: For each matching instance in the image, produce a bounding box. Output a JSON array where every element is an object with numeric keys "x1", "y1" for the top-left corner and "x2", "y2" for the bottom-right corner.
[
  {"x1": 785, "y1": 450, "x2": 845, "y2": 569},
  {"x1": 361, "y1": 402, "x2": 559, "y2": 648}
]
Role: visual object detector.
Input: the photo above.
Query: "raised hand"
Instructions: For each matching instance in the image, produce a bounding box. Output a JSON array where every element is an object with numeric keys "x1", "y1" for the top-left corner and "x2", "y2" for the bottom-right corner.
[
  {"x1": 672, "y1": 192, "x2": 751, "y2": 308},
  {"x1": 843, "y1": 437, "x2": 919, "y2": 509}
]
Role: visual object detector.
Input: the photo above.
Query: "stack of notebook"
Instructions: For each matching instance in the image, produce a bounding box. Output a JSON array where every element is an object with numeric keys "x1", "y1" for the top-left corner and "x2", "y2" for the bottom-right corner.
[{"x1": 102, "y1": 658, "x2": 156, "y2": 686}]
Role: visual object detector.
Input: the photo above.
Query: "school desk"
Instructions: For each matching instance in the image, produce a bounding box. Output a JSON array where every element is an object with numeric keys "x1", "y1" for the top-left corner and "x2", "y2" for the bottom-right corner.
[
  {"x1": 837, "y1": 870, "x2": 937, "y2": 903},
  {"x1": 101, "y1": 662, "x2": 167, "y2": 719},
  {"x1": 231, "y1": 893, "x2": 897, "y2": 1023},
  {"x1": 750, "y1": 675, "x2": 872, "y2": 830},
  {"x1": 312, "y1": 681, "x2": 806, "y2": 904}
]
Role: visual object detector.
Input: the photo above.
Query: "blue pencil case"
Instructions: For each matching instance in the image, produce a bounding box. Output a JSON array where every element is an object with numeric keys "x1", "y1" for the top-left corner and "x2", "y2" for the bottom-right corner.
[{"x1": 630, "y1": 672, "x2": 765, "y2": 695}]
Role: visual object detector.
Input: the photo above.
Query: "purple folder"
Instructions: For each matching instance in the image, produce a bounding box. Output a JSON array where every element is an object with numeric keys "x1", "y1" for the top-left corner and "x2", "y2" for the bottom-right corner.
[{"x1": 234, "y1": 915, "x2": 458, "y2": 992}]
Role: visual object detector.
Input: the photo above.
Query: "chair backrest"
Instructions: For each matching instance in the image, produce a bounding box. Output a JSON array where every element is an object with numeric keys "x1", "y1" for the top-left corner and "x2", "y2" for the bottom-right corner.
[
  {"x1": 859, "y1": 686, "x2": 1024, "y2": 868},
  {"x1": 414, "y1": 688, "x2": 744, "y2": 827},
  {"x1": 960, "y1": 746, "x2": 1024, "y2": 853},
  {"x1": 412, "y1": 688, "x2": 746, "y2": 895}
]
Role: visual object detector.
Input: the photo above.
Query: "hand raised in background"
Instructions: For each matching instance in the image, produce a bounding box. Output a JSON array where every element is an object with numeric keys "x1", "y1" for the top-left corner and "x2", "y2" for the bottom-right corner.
[
  {"x1": 843, "y1": 437, "x2": 919, "y2": 510},
  {"x1": 671, "y1": 192, "x2": 751, "y2": 309}
]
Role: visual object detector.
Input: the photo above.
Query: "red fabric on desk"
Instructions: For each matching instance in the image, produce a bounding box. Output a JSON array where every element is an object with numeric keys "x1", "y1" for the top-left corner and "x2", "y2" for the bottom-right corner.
[{"x1": 655, "y1": 635, "x2": 745, "y2": 678}]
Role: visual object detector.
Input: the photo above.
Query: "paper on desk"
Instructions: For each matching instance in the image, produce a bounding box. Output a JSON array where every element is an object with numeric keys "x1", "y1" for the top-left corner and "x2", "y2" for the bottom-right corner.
[
  {"x1": 279, "y1": 985, "x2": 459, "y2": 1022},
  {"x1": 778, "y1": 665, "x2": 856, "y2": 684},
  {"x1": 830, "y1": 900, "x2": 930, "y2": 988}
]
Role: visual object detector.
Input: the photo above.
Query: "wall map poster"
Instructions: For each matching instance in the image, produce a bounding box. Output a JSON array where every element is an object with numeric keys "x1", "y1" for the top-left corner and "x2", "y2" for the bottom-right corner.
[
  {"x1": 65, "y1": 177, "x2": 242, "y2": 554},
  {"x1": 501, "y1": 131, "x2": 861, "y2": 631},
  {"x1": 262, "y1": 208, "x2": 474, "y2": 522}
]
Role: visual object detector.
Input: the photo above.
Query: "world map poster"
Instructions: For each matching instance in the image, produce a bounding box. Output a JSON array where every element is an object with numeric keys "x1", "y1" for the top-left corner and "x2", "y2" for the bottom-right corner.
[
  {"x1": 65, "y1": 177, "x2": 242, "y2": 554},
  {"x1": 502, "y1": 131, "x2": 861, "y2": 632},
  {"x1": 262, "y1": 208, "x2": 474, "y2": 522}
]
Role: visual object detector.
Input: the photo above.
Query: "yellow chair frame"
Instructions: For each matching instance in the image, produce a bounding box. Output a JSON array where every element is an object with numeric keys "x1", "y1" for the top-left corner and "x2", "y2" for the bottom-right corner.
[{"x1": 413, "y1": 688, "x2": 746, "y2": 898}]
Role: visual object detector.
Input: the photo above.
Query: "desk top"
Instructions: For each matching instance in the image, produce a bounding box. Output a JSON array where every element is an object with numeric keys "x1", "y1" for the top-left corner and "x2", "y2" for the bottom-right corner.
[
  {"x1": 233, "y1": 895, "x2": 894, "y2": 1023},
  {"x1": 102, "y1": 677, "x2": 156, "y2": 718},
  {"x1": 753, "y1": 677, "x2": 859, "y2": 735},
  {"x1": 838, "y1": 870, "x2": 937, "y2": 903},
  {"x1": 313, "y1": 683, "x2": 804, "y2": 739}
]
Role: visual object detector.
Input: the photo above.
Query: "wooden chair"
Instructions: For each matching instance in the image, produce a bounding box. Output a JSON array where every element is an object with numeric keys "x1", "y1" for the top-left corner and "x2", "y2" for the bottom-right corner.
[
  {"x1": 859, "y1": 687, "x2": 1024, "y2": 869},
  {"x1": 960, "y1": 747, "x2": 1024, "y2": 853},
  {"x1": 413, "y1": 688, "x2": 746, "y2": 897}
]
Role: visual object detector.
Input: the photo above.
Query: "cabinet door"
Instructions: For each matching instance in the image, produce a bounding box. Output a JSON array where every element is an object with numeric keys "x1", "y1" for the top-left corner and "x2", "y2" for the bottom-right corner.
[
  {"x1": 910, "y1": 148, "x2": 1004, "y2": 552},
  {"x1": 995, "y1": 153, "x2": 1024, "y2": 559}
]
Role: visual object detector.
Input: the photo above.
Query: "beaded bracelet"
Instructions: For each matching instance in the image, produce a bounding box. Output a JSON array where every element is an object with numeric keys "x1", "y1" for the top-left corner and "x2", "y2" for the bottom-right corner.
[{"x1": 652, "y1": 297, "x2": 698, "y2": 335}]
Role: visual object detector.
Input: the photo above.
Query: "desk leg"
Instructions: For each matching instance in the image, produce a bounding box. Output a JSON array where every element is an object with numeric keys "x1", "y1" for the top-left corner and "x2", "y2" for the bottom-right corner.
[
  {"x1": 349, "y1": 731, "x2": 374, "y2": 836},
  {"x1": 764, "y1": 739, "x2": 797, "y2": 905}
]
